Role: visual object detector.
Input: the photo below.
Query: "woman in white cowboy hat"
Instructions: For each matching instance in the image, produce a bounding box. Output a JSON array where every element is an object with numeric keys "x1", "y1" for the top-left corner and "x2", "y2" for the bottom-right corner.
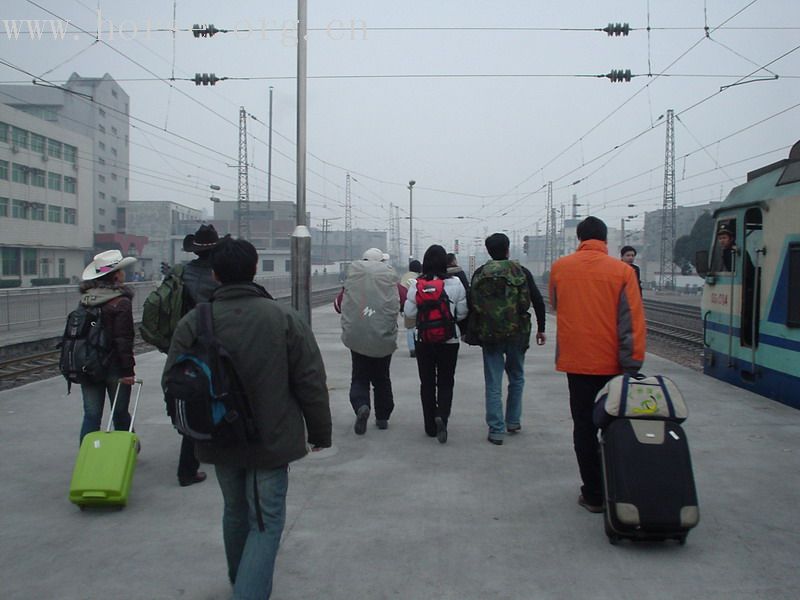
[{"x1": 77, "y1": 250, "x2": 138, "y2": 444}]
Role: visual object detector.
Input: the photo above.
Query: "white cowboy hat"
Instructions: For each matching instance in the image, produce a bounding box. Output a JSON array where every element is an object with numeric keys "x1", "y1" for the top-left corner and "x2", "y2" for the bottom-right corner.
[{"x1": 81, "y1": 249, "x2": 137, "y2": 281}]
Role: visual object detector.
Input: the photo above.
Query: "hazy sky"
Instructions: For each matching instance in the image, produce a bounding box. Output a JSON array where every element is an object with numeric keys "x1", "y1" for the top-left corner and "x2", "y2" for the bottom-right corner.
[{"x1": 2, "y1": 0, "x2": 799, "y2": 256}]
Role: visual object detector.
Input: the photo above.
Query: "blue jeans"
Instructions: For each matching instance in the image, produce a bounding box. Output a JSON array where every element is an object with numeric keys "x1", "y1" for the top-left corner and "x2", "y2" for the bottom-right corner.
[
  {"x1": 79, "y1": 377, "x2": 132, "y2": 444},
  {"x1": 482, "y1": 342, "x2": 526, "y2": 438},
  {"x1": 215, "y1": 464, "x2": 289, "y2": 600},
  {"x1": 406, "y1": 328, "x2": 415, "y2": 354}
]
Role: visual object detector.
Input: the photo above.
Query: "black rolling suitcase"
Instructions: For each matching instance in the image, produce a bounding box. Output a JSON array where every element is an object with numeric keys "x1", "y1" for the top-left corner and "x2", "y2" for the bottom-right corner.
[{"x1": 594, "y1": 374, "x2": 699, "y2": 545}]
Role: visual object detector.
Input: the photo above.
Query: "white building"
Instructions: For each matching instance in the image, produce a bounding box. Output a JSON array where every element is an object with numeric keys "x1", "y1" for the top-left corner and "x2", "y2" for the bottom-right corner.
[
  {"x1": 0, "y1": 103, "x2": 94, "y2": 286},
  {"x1": 0, "y1": 73, "x2": 143, "y2": 257}
]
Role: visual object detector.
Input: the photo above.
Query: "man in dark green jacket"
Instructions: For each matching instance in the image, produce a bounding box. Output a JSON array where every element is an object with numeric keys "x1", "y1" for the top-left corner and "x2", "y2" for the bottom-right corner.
[{"x1": 163, "y1": 237, "x2": 331, "y2": 599}]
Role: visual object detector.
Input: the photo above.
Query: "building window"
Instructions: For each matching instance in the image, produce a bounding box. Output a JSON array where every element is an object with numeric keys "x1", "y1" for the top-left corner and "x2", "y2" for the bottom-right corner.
[
  {"x1": 12, "y1": 164, "x2": 29, "y2": 184},
  {"x1": 98, "y1": 224, "x2": 106, "y2": 232},
  {"x1": 99, "y1": 108, "x2": 106, "y2": 117},
  {"x1": 112, "y1": 89, "x2": 118, "y2": 98},
  {"x1": 98, "y1": 141, "x2": 106, "y2": 151},
  {"x1": 99, "y1": 207, "x2": 105, "y2": 216},
  {"x1": 111, "y1": 172, "x2": 117, "y2": 181},
  {"x1": 31, "y1": 169, "x2": 46, "y2": 188},
  {"x1": 111, "y1": 126, "x2": 118, "y2": 136},
  {"x1": 23, "y1": 249, "x2": 37, "y2": 275},
  {"x1": 0, "y1": 160, "x2": 8, "y2": 180},
  {"x1": 64, "y1": 208, "x2": 76, "y2": 224},
  {"x1": 63, "y1": 145, "x2": 76, "y2": 163},
  {"x1": 0, "y1": 122, "x2": 8, "y2": 143},
  {"x1": 1, "y1": 247, "x2": 20, "y2": 276},
  {"x1": 0, "y1": 197, "x2": 8, "y2": 217},
  {"x1": 30, "y1": 133, "x2": 46, "y2": 154},
  {"x1": 98, "y1": 191, "x2": 105, "y2": 200},
  {"x1": 39, "y1": 258, "x2": 49, "y2": 278},
  {"x1": 98, "y1": 157, "x2": 105, "y2": 165},
  {"x1": 48, "y1": 172, "x2": 61, "y2": 191},
  {"x1": 98, "y1": 174, "x2": 106, "y2": 183},
  {"x1": 262, "y1": 259, "x2": 275, "y2": 272},
  {"x1": 31, "y1": 202, "x2": 45, "y2": 221},
  {"x1": 64, "y1": 176, "x2": 77, "y2": 193},
  {"x1": 285, "y1": 260, "x2": 292, "y2": 272},
  {"x1": 110, "y1": 195, "x2": 117, "y2": 203},
  {"x1": 12, "y1": 127, "x2": 28, "y2": 148},
  {"x1": 58, "y1": 257, "x2": 66, "y2": 278},
  {"x1": 98, "y1": 124, "x2": 105, "y2": 134},
  {"x1": 47, "y1": 139, "x2": 62, "y2": 159},
  {"x1": 48, "y1": 205, "x2": 61, "y2": 222},
  {"x1": 111, "y1": 219, "x2": 116, "y2": 226},
  {"x1": 111, "y1": 147, "x2": 117, "y2": 157},
  {"x1": 12, "y1": 199, "x2": 29, "y2": 219}
]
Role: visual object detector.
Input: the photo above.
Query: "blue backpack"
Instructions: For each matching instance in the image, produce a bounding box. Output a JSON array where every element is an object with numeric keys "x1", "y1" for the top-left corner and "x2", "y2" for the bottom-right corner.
[{"x1": 163, "y1": 302, "x2": 258, "y2": 446}]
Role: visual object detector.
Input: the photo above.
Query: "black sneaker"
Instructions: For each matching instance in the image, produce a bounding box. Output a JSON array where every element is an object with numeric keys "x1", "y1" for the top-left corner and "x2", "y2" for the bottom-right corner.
[
  {"x1": 375, "y1": 419, "x2": 388, "y2": 430},
  {"x1": 435, "y1": 417, "x2": 447, "y2": 444},
  {"x1": 507, "y1": 424, "x2": 521, "y2": 434},
  {"x1": 354, "y1": 405, "x2": 370, "y2": 435},
  {"x1": 487, "y1": 435, "x2": 503, "y2": 446}
]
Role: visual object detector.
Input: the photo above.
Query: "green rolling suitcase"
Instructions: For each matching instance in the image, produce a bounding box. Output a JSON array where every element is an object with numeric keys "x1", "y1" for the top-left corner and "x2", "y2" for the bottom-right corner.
[{"x1": 69, "y1": 380, "x2": 142, "y2": 509}]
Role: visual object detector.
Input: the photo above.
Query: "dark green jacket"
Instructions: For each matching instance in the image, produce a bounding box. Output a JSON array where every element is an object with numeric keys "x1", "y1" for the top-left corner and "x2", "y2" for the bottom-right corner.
[{"x1": 162, "y1": 282, "x2": 332, "y2": 469}]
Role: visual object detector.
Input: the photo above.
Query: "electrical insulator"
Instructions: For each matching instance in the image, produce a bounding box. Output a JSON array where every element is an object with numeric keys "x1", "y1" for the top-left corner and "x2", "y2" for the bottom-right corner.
[
  {"x1": 192, "y1": 24, "x2": 220, "y2": 38},
  {"x1": 607, "y1": 69, "x2": 632, "y2": 83},
  {"x1": 603, "y1": 22, "x2": 630, "y2": 36},
  {"x1": 194, "y1": 73, "x2": 220, "y2": 86},
  {"x1": 523, "y1": 236, "x2": 530, "y2": 255}
]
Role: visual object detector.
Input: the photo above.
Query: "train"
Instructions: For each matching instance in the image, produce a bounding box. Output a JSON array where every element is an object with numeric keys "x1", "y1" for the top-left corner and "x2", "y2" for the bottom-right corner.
[{"x1": 696, "y1": 140, "x2": 800, "y2": 409}]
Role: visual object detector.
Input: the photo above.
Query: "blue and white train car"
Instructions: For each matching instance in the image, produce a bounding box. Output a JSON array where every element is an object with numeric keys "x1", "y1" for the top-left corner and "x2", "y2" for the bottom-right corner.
[{"x1": 697, "y1": 141, "x2": 800, "y2": 409}]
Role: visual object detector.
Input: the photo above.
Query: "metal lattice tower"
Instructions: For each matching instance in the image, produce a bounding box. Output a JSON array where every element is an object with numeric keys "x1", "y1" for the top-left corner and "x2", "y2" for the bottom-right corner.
[
  {"x1": 394, "y1": 205, "x2": 401, "y2": 263},
  {"x1": 659, "y1": 109, "x2": 676, "y2": 290},
  {"x1": 544, "y1": 181, "x2": 556, "y2": 269},
  {"x1": 345, "y1": 173, "x2": 353, "y2": 262},
  {"x1": 237, "y1": 107, "x2": 251, "y2": 240}
]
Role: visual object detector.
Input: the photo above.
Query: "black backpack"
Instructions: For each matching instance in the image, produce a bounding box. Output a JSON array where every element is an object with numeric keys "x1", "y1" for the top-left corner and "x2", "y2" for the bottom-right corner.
[
  {"x1": 58, "y1": 303, "x2": 113, "y2": 391},
  {"x1": 163, "y1": 302, "x2": 259, "y2": 446}
]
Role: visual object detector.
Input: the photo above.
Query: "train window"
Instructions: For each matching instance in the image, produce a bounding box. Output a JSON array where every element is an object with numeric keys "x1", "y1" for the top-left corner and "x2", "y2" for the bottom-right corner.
[
  {"x1": 789, "y1": 244, "x2": 800, "y2": 327},
  {"x1": 777, "y1": 161, "x2": 800, "y2": 186},
  {"x1": 712, "y1": 218, "x2": 736, "y2": 272}
]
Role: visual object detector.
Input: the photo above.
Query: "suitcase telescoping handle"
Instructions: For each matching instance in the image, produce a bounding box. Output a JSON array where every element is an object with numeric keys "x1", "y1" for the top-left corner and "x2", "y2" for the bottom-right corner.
[{"x1": 106, "y1": 379, "x2": 143, "y2": 433}]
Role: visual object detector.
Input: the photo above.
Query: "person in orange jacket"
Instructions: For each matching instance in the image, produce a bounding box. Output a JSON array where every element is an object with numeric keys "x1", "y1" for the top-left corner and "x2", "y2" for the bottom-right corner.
[{"x1": 549, "y1": 216, "x2": 646, "y2": 514}]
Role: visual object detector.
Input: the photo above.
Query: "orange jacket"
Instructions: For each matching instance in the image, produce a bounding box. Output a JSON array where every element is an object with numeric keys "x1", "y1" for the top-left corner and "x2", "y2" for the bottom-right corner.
[{"x1": 549, "y1": 239, "x2": 646, "y2": 375}]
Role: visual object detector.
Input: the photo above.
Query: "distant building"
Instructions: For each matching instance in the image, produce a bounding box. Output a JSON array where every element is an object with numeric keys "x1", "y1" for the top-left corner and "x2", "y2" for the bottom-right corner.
[
  {"x1": 309, "y1": 227, "x2": 388, "y2": 265},
  {"x1": 0, "y1": 103, "x2": 94, "y2": 285},
  {"x1": 0, "y1": 73, "x2": 146, "y2": 257},
  {"x1": 123, "y1": 200, "x2": 203, "y2": 278}
]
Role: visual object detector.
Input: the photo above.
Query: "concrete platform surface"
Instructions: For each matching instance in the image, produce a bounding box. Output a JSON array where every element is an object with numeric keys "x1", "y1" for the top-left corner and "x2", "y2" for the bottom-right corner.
[{"x1": 1, "y1": 306, "x2": 798, "y2": 600}]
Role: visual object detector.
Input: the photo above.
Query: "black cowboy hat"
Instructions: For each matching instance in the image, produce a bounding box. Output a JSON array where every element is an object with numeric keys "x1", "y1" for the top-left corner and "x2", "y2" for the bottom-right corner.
[{"x1": 183, "y1": 224, "x2": 220, "y2": 253}]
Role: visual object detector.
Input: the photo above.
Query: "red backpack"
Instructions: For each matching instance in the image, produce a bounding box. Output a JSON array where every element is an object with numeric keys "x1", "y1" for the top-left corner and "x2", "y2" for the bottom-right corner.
[{"x1": 415, "y1": 278, "x2": 456, "y2": 343}]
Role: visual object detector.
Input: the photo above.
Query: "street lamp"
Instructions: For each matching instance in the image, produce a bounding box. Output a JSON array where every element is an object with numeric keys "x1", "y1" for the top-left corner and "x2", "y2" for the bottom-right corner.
[{"x1": 408, "y1": 180, "x2": 416, "y2": 260}]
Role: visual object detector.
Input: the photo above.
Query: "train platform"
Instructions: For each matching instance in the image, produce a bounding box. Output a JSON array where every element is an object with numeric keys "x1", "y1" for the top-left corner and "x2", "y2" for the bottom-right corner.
[{"x1": 1, "y1": 305, "x2": 798, "y2": 600}]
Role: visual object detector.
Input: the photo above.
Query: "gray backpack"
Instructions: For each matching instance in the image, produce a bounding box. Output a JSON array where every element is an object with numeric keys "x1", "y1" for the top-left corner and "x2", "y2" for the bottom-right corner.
[{"x1": 340, "y1": 261, "x2": 399, "y2": 357}]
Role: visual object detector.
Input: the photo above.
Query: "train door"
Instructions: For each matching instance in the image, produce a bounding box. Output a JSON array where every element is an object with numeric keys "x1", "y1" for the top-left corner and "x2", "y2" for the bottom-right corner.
[{"x1": 740, "y1": 208, "x2": 763, "y2": 377}]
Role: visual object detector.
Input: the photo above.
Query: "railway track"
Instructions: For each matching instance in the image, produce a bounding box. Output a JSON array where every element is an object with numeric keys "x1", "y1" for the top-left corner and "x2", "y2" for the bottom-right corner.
[{"x1": 0, "y1": 288, "x2": 339, "y2": 390}]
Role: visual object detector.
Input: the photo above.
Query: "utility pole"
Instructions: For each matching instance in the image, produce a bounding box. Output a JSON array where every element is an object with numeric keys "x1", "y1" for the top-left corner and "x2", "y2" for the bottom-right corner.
[
  {"x1": 267, "y1": 86, "x2": 273, "y2": 209},
  {"x1": 544, "y1": 181, "x2": 556, "y2": 270},
  {"x1": 408, "y1": 180, "x2": 416, "y2": 261},
  {"x1": 345, "y1": 173, "x2": 353, "y2": 262},
  {"x1": 659, "y1": 108, "x2": 676, "y2": 290},
  {"x1": 291, "y1": 0, "x2": 311, "y2": 323},
  {"x1": 237, "y1": 106, "x2": 250, "y2": 240}
]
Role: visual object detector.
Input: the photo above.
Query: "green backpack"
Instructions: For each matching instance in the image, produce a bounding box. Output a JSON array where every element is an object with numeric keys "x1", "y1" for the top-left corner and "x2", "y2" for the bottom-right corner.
[
  {"x1": 469, "y1": 260, "x2": 531, "y2": 345},
  {"x1": 140, "y1": 264, "x2": 185, "y2": 353}
]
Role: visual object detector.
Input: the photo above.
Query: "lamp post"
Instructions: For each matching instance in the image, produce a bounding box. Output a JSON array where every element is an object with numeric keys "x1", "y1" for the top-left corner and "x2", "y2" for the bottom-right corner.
[{"x1": 408, "y1": 180, "x2": 416, "y2": 260}]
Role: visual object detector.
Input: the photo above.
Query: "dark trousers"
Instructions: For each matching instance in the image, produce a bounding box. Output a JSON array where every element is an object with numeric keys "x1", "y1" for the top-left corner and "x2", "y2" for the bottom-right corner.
[
  {"x1": 349, "y1": 351, "x2": 394, "y2": 421},
  {"x1": 415, "y1": 342, "x2": 459, "y2": 437},
  {"x1": 177, "y1": 434, "x2": 200, "y2": 481},
  {"x1": 567, "y1": 373, "x2": 614, "y2": 505}
]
